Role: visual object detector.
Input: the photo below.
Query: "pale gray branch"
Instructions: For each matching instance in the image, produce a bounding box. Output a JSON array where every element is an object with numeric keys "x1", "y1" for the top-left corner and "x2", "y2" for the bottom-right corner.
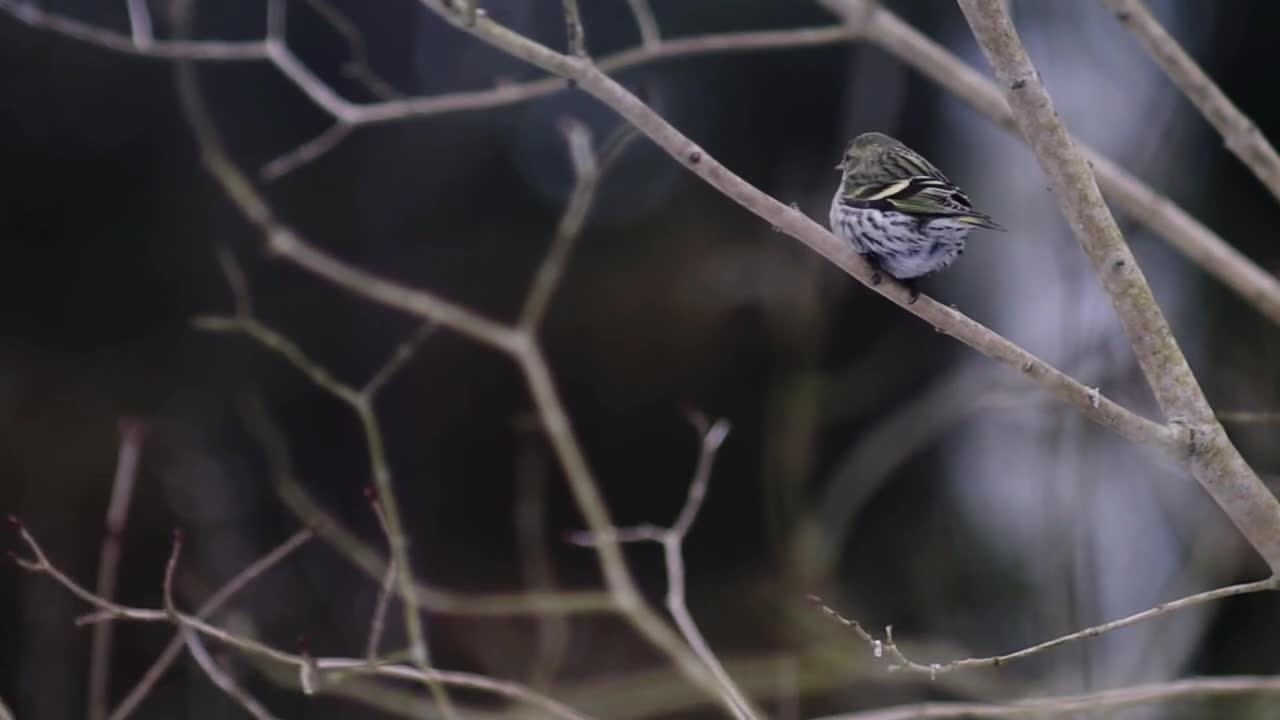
[
  {"x1": 956, "y1": 0, "x2": 1280, "y2": 574},
  {"x1": 813, "y1": 576, "x2": 1277, "y2": 676},
  {"x1": 1104, "y1": 0, "x2": 1280, "y2": 205}
]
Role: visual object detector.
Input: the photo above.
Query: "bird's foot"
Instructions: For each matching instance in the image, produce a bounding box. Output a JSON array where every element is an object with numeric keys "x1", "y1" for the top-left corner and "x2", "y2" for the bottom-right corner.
[{"x1": 901, "y1": 278, "x2": 920, "y2": 304}]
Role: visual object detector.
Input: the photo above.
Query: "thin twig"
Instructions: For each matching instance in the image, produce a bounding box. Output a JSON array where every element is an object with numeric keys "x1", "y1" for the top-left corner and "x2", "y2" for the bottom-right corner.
[
  {"x1": 813, "y1": 676, "x2": 1280, "y2": 719},
  {"x1": 568, "y1": 416, "x2": 757, "y2": 720},
  {"x1": 0, "y1": 0, "x2": 264, "y2": 59},
  {"x1": 560, "y1": 0, "x2": 588, "y2": 58},
  {"x1": 107, "y1": 529, "x2": 314, "y2": 720},
  {"x1": 237, "y1": 398, "x2": 618, "y2": 618},
  {"x1": 363, "y1": 489, "x2": 398, "y2": 663},
  {"x1": 176, "y1": 6, "x2": 458, "y2": 713},
  {"x1": 125, "y1": 0, "x2": 153, "y2": 48},
  {"x1": 956, "y1": 0, "x2": 1280, "y2": 574},
  {"x1": 1103, "y1": 0, "x2": 1280, "y2": 205},
  {"x1": 193, "y1": 257, "x2": 455, "y2": 714},
  {"x1": 184, "y1": 628, "x2": 281, "y2": 720},
  {"x1": 810, "y1": 576, "x2": 1278, "y2": 677},
  {"x1": 518, "y1": 117, "x2": 599, "y2": 331},
  {"x1": 625, "y1": 0, "x2": 660, "y2": 48},
  {"x1": 304, "y1": 0, "x2": 402, "y2": 100},
  {"x1": 260, "y1": 122, "x2": 353, "y2": 180},
  {"x1": 513, "y1": 423, "x2": 569, "y2": 690},
  {"x1": 87, "y1": 418, "x2": 147, "y2": 720}
]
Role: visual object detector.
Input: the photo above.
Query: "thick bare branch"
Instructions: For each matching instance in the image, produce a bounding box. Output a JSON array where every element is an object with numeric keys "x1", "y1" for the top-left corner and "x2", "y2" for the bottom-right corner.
[
  {"x1": 956, "y1": 0, "x2": 1280, "y2": 574},
  {"x1": 1103, "y1": 0, "x2": 1280, "y2": 205}
]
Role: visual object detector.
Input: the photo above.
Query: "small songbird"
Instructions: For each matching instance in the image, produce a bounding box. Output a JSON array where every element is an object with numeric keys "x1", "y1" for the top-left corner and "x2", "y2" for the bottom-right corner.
[{"x1": 829, "y1": 132, "x2": 1004, "y2": 302}]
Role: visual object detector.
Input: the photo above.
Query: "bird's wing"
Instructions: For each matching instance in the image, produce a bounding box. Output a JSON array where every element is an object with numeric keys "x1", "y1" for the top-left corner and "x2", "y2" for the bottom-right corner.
[{"x1": 843, "y1": 176, "x2": 1005, "y2": 230}]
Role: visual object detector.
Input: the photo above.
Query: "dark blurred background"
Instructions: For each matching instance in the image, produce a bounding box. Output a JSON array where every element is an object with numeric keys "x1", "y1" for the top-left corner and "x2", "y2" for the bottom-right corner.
[{"x1": 3, "y1": 1, "x2": 1280, "y2": 718}]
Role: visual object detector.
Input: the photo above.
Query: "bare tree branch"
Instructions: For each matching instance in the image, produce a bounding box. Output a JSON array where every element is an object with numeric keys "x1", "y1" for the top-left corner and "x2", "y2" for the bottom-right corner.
[
  {"x1": 956, "y1": 0, "x2": 1280, "y2": 574},
  {"x1": 191, "y1": 249, "x2": 456, "y2": 714},
  {"x1": 812, "y1": 576, "x2": 1278, "y2": 676},
  {"x1": 107, "y1": 529, "x2": 313, "y2": 720},
  {"x1": 813, "y1": 675, "x2": 1280, "y2": 719},
  {"x1": 560, "y1": 0, "x2": 587, "y2": 58},
  {"x1": 11, "y1": 523, "x2": 597, "y2": 720},
  {"x1": 87, "y1": 418, "x2": 146, "y2": 720},
  {"x1": 1103, "y1": 0, "x2": 1280, "y2": 205},
  {"x1": 183, "y1": 627, "x2": 281, "y2": 720},
  {"x1": 568, "y1": 416, "x2": 758, "y2": 720},
  {"x1": 626, "y1": 0, "x2": 660, "y2": 48}
]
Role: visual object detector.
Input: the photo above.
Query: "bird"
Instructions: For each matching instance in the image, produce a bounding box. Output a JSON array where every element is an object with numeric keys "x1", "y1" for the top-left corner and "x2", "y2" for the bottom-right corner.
[{"x1": 829, "y1": 132, "x2": 1004, "y2": 303}]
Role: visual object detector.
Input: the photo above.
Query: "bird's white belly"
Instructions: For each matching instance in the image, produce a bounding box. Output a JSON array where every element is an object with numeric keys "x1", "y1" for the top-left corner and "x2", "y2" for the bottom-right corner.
[{"x1": 829, "y1": 199, "x2": 971, "y2": 280}]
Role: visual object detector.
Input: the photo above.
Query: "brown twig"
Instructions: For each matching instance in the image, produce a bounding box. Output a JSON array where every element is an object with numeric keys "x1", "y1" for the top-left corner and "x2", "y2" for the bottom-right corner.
[
  {"x1": 176, "y1": 38, "x2": 739, "y2": 707},
  {"x1": 106, "y1": 529, "x2": 313, "y2": 720},
  {"x1": 87, "y1": 418, "x2": 147, "y2": 720},
  {"x1": 238, "y1": 397, "x2": 618, "y2": 618},
  {"x1": 811, "y1": 576, "x2": 1278, "y2": 678},
  {"x1": 1103, "y1": 0, "x2": 1280, "y2": 205}
]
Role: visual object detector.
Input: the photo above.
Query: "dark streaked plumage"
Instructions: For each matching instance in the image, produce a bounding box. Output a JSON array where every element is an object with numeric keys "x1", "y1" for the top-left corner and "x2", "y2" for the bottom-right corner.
[{"x1": 829, "y1": 132, "x2": 1004, "y2": 301}]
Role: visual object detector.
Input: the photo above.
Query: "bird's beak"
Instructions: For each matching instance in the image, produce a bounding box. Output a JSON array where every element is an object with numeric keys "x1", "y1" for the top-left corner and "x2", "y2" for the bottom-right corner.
[{"x1": 834, "y1": 163, "x2": 843, "y2": 171}]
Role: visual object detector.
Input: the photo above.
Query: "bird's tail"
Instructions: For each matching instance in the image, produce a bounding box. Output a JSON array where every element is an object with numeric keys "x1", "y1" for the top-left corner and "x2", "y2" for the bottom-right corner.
[{"x1": 958, "y1": 212, "x2": 1006, "y2": 231}]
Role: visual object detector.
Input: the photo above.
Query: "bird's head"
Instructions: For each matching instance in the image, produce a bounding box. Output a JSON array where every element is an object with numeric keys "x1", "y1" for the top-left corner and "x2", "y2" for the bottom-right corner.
[{"x1": 835, "y1": 132, "x2": 903, "y2": 176}]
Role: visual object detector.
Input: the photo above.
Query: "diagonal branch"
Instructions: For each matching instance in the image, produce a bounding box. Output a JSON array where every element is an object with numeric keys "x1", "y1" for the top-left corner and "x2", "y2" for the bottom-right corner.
[
  {"x1": 1103, "y1": 0, "x2": 1280, "y2": 205},
  {"x1": 956, "y1": 0, "x2": 1280, "y2": 574},
  {"x1": 411, "y1": 0, "x2": 1179, "y2": 457},
  {"x1": 812, "y1": 575, "x2": 1277, "y2": 677}
]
